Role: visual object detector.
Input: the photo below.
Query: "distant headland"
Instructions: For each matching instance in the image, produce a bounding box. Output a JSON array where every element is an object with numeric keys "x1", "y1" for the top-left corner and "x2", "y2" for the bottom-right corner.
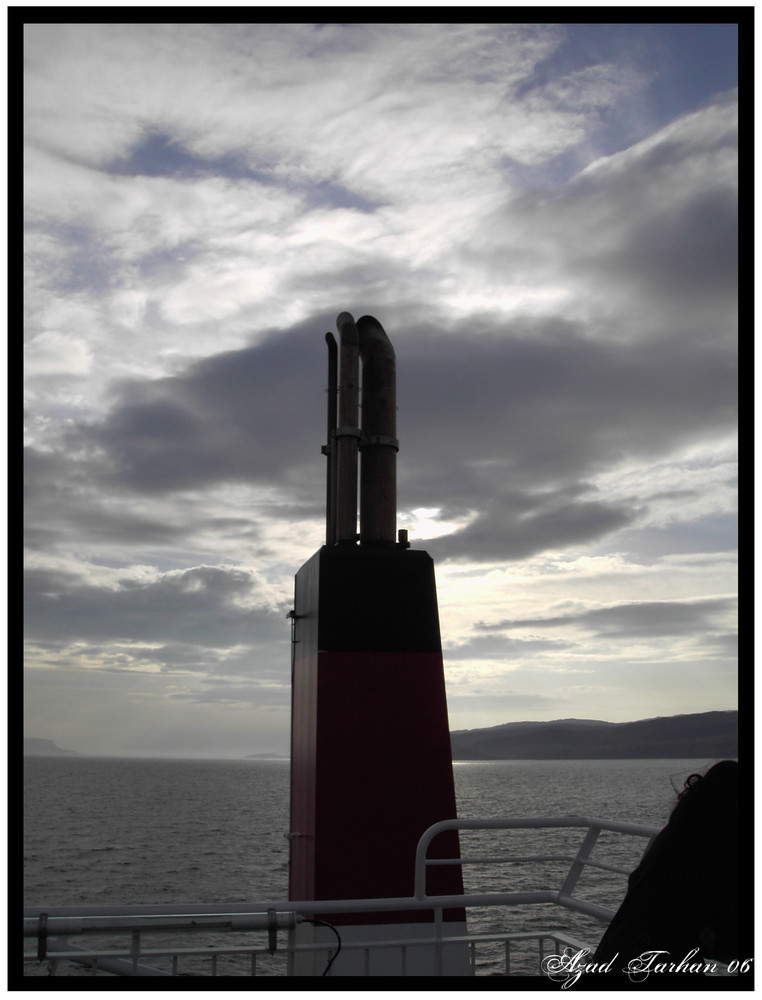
[
  {"x1": 450, "y1": 710, "x2": 738, "y2": 760},
  {"x1": 23, "y1": 738, "x2": 80, "y2": 757}
]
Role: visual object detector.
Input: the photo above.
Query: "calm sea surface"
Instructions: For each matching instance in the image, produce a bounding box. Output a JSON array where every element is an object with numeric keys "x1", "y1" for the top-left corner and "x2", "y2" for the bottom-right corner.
[{"x1": 23, "y1": 756, "x2": 719, "y2": 976}]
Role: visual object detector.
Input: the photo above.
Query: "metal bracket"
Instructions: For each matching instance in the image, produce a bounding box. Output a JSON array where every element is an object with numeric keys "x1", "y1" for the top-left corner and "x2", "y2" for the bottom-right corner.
[{"x1": 334, "y1": 426, "x2": 362, "y2": 439}]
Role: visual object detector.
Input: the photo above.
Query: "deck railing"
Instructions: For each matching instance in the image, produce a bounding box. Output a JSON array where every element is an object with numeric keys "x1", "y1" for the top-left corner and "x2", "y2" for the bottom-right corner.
[
  {"x1": 23, "y1": 815, "x2": 658, "y2": 977},
  {"x1": 415, "y1": 815, "x2": 658, "y2": 918}
]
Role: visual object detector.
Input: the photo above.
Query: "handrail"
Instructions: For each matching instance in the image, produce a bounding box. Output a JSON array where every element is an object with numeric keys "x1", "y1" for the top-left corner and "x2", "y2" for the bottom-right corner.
[
  {"x1": 23, "y1": 910, "x2": 300, "y2": 937},
  {"x1": 24, "y1": 891, "x2": 555, "y2": 930},
  {"x1": 414, "y1": 815, "x2": 657, "y2": 899}
]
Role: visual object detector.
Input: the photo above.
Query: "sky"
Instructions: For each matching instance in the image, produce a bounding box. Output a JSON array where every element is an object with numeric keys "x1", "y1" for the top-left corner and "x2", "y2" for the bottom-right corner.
[{"x1": 23, "y1": 21, "x2": 739, "y2": 758}]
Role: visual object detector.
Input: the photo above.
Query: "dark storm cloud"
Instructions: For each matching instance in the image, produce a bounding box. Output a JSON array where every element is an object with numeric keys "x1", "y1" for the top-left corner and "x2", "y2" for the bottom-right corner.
[
  {"x1": 24, "y1": 565, "x2": 284, "y2": 648},
  {"x1": 56, "y1": 295, "x2": 735, "y2": 563},
  {"x1": 23, "y1": 445, "x2": 189, "y2": 551},
  {"x1": 399, "y1": 319, "x2": 734, "y2": 485},
  {"x1": 478, "y1": 596, "x2": 736, "y2": 639},
  {"x1": 77, "y1": 317, "x2": 330, "y2": 494},
  {"x1": 79, "y1": 312, "x2": 735, "y2": 496},
  {"x1": 427, "y1": 485, "x2": 635, "y2": 562},
  {"x1": 613, "y1": 186, "x2": 738, "y2": 304}
]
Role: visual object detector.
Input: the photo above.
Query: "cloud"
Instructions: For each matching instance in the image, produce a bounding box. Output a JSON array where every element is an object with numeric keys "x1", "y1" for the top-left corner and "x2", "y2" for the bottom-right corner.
[
  {"x1": 478, "y1": 596, "x2": 737, "y2": 640},
  {"x1": 444, "y1": 633, "x2": 573, "y2": 661},
  {"x1": 428, "y1": 486, "x2": 636, "y2": 562},
  {"x1": 23, "y1": 663, "x2": 291, "y2": 757},
  {"x1": 25, "y1": 25, "x2": 589, "y2": 192},
  {"x1": 471, "y1": 93, "x2": 737, "y2": 329},
  {"x1": 22, "y1": 23, "x2": 738, "y2": 748},
  {"x1": 68, "y1": 319, "x2": 327, "y2": 494},
  {"x1": 26, "y1": 270, "x2": 734, "y2": 567},
  {"x1": 24, "y1": 565, "x2": 284, "y2": 648}
]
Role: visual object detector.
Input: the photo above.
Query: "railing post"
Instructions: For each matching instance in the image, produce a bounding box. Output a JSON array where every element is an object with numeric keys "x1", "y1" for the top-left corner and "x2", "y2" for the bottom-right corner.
[
  {"x1": 286, "y1": 923, "x2": 295, "y2": 977},
  {"x1": 130, "y1": 931, "x2": 140, "y2": 976},
  {"x1": 559, "y1": 824, "x2": 601, "y2": 899},
  {"x1": 434, "y1": 906, "x2": 443, "y2": 976}
]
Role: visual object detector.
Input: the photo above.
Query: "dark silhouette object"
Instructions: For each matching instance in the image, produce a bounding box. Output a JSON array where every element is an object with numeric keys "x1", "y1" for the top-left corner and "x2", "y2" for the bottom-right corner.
[{"x1": 594, "y1": 760, "x2": 738, "y2": 973}]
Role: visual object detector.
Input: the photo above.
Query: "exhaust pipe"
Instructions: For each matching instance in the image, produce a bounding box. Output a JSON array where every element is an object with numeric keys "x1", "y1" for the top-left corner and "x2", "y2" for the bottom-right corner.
[
  {"x1": 357, "y1": 315, "x2": 398, "y2": 547},
  {"x1": 323, "y1": 332, "x2": 338, "y2": 546},
  {"x1": 334, "y1": 312, "x2": 361, "y2": 545}
]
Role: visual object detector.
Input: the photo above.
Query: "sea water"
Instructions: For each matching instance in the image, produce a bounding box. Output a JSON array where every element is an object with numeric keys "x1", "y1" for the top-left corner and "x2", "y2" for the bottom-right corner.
[{"x1": 23, "y1": 756, "x2": 717, "y2": 976}]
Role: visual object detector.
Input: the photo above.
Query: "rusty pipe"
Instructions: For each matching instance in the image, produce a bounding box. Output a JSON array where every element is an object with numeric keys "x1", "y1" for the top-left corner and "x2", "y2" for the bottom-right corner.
[
  {"x1": 357, "y1": 315, "x2": 397, "y2": 547},
  {"x1": 334, "y1": 312, "x2": 360, "y2": 544}
]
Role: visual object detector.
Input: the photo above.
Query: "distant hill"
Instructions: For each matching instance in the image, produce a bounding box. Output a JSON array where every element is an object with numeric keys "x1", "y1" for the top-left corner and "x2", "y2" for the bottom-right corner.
[
  {"x1": 24, "y1": 738, "x2": 80, "y2": 757},
  {"x1": 450, "y1": 711, "x2": 738, "y2": 760}
]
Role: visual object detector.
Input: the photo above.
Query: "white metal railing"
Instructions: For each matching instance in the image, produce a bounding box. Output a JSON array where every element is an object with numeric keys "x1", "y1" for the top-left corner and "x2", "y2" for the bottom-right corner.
[
  {"x1": 415, "y1": 815, "x2": 658, "y2": 918},
  {"x1": 23, "y1": 815, "x2": 658, "y2": 978}
]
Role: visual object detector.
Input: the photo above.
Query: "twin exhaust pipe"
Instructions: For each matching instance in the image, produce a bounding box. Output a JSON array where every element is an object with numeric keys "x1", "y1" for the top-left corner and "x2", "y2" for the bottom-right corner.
[{"x1": 323, "y1": 313, "x2": 402, "y2": 548}]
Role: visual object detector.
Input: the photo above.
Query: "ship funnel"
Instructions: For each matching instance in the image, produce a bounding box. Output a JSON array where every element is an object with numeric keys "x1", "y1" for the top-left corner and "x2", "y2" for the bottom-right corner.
[
  {"x1": 295, "y1": 316, "x2": 465, "y2": 960},
  {"x1": 357, "y1": 315, "x2": 397, "y2": 547}
]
